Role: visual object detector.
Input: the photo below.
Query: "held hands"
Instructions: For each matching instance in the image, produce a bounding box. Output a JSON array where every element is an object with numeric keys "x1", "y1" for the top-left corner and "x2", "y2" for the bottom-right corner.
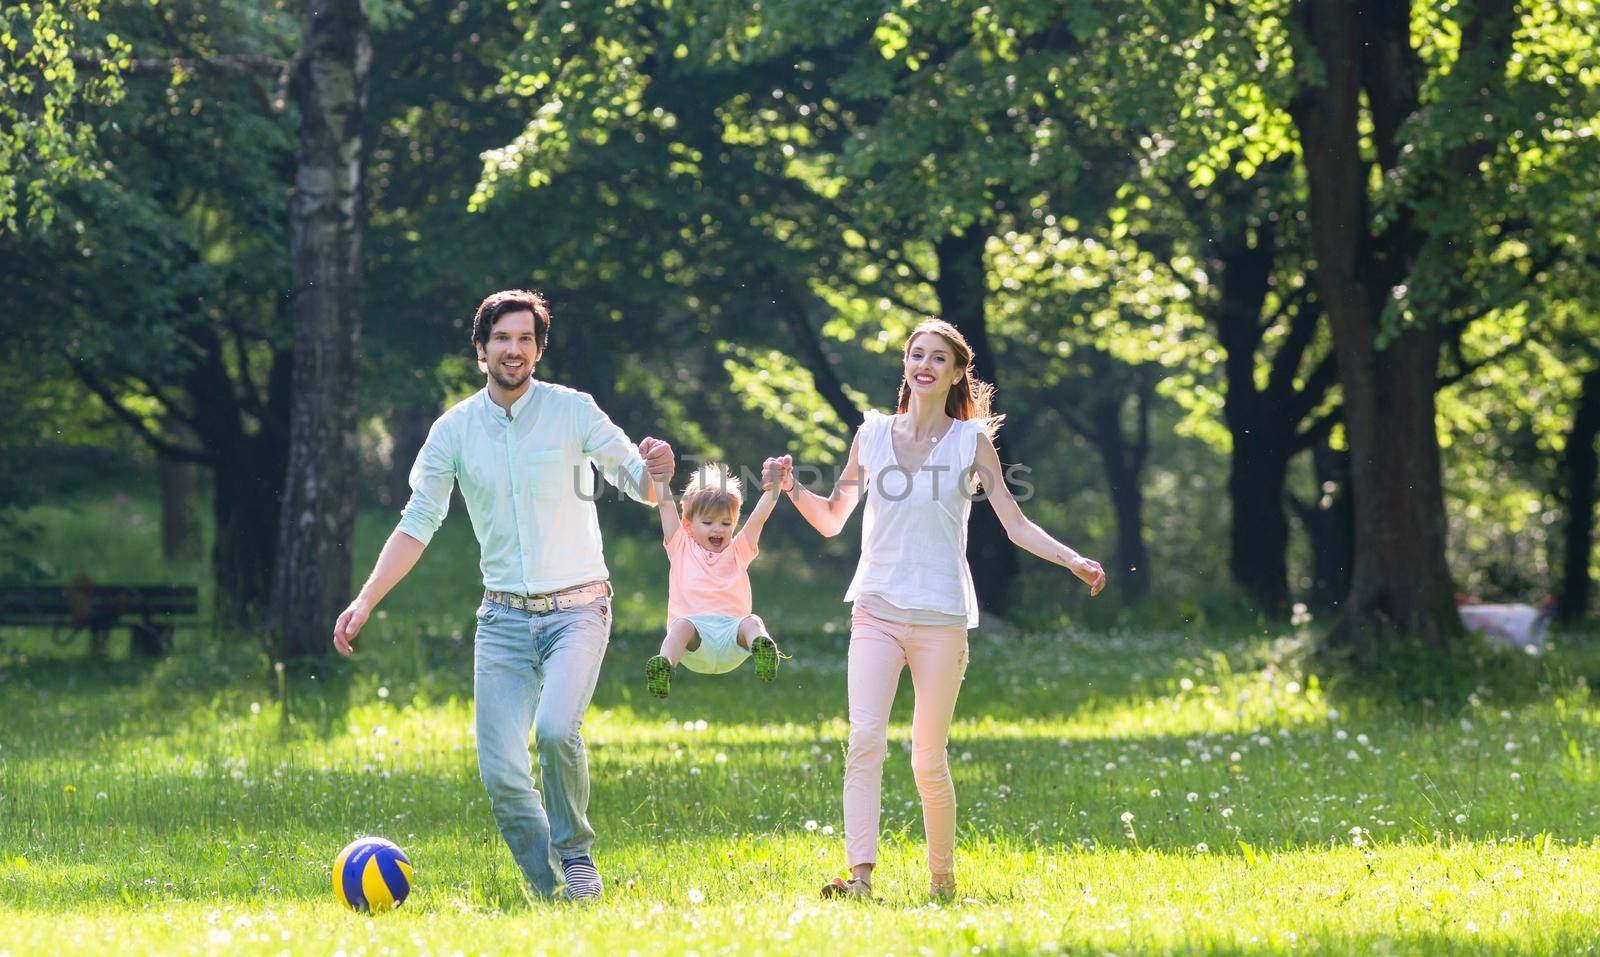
[
  {"x1": 761, "y1": 454, "x2": 794, "y2": 492},
  {"x1": 639, "y1": 436, "x2": 676, "y2": 483},
  {"x1": 1071, "y1": 556, "x2": 1108, "y2": 597},
  {"x1": 332, "y1": 598, "x2": 370, "y2": 656}
]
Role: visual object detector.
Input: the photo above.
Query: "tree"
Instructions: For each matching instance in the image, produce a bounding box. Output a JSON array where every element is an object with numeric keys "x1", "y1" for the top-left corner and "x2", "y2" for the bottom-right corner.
[
  {"x1": 1167, "y1": 166, "x2": 1337, "y2": 619},
  {"x1": 1, "y1": 0, "x2": 300, "y2": 619},
  {"x1": 271, "y1": 0, "x2": 371, "y2": 662},
  {"x1": 1162, "y1": 0, "x2": 1600, "y2": 652}
]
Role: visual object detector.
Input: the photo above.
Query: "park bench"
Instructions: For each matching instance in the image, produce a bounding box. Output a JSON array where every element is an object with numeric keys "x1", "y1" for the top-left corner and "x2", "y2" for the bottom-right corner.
[{"x1": 0, "y1": 582, "x2": 200, "y2": 657}]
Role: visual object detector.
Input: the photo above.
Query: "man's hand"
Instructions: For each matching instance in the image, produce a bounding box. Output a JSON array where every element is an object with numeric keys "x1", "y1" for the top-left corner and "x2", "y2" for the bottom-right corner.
[
  {"x1": 639, "y1": 436, "x2": 675, "y2": 483},
  {"x1": 333, "y1": 598, "x2": 371, "y2": 656},
  {"x1": 1071, "y1": 556, "x2": 1107, "y2": 597},
  {"x1": 762, "y1": 454, "x2": 794, "y2": 492}
]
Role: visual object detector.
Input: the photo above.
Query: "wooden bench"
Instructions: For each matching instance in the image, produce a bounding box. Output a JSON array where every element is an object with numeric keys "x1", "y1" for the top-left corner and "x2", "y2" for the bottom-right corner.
[{"x1": 0, "y1": 583, "x2": 201, "y2": 657}]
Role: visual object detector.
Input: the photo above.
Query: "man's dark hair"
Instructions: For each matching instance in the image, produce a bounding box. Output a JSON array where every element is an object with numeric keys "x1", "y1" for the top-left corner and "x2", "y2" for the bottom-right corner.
[{"x1": 471, "y1": 289, "x2": 551, "y2": 356}]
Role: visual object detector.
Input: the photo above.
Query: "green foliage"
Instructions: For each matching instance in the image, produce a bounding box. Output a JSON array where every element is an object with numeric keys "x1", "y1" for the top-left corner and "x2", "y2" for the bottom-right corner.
[
  {"x1": 718, "y1": 342, "x2": 853, "y2": 464},
  {"x1": 0, "y1": 0, "x2": 128, "y2": 232}
]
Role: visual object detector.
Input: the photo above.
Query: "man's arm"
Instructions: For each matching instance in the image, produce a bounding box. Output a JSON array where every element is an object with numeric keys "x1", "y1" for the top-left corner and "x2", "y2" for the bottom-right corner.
[
  {"x1": 578, "y1": 394, "x2": 669, "y2": 504},
  {"x1": 333, "y1": 529, "x2": 427, "y2": 655},
  {"x1": 736, "y1": 485, "x2": 782, "y2": 550},
  {"x1": 334, "y1": 415, "x2": 455, "y2": 654}
]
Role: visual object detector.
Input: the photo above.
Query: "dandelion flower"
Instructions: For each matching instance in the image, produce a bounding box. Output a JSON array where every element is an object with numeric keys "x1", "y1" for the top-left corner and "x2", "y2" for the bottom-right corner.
[
  {"x1": 805, "y1": 820, "x2": 819, "y2": 832},
  {"x1": 1120, "y1": 811, "x2": 1134, "y2": 824}
]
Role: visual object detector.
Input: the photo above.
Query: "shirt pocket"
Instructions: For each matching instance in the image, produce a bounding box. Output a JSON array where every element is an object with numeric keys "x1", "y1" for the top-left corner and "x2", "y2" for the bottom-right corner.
[{"x1": 520, "y1": 447, "x2": 571, "y2": 500}]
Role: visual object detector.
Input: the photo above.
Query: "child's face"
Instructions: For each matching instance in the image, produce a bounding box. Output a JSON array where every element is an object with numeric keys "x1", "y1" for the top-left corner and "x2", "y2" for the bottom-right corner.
[{"x1": 688, "y1": 507, "x2": 739, "y2": 553}]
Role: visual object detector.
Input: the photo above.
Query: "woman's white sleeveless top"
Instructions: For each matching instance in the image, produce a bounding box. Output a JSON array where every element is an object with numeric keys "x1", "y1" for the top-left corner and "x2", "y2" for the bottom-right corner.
[{"x1": 843, "y1": 410, "x2": 983, "y2": 629}]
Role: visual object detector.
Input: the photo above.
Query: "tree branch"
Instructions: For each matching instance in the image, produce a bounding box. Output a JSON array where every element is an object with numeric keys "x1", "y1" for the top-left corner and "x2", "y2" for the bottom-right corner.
[
  {"x1": 1262, "y1": 285, "x2": 1321, "y2": 401},
  {"x1": 773, "y1": 287, "x2": 865, "y2": 430},
  {"x1": 1291, "y1": 407, "x2": 1341, "y2": 453},
  {"x1": 1283, "y1": 351, "x2": 1340, "y2": 425},
  {"x1": 65, "y1": 356, "x2": 212, "y2": 465}
]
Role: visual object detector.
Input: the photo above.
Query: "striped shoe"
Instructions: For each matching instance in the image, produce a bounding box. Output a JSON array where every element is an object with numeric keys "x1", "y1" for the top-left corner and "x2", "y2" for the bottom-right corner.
[
  {"x1": 646, "y1": 655, "x2": 673, "y2": 699},
  {"x1": 752, "y1": 635, "x2": 779, "y2": 683},
  {"x1": 561, "y1": 855, "x2": 603, "y2": 901}
]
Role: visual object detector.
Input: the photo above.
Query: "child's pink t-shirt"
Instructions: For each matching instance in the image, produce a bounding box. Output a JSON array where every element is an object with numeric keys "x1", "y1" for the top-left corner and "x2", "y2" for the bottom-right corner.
[{"x1": 666, "y1": 529, "x2": 758, "y2": 624}]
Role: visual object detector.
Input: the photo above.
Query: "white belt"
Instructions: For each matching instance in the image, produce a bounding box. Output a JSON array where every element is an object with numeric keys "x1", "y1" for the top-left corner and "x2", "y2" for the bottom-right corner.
[{"x1": 483, "y1": 581, "x2": 611, "y2": 614}]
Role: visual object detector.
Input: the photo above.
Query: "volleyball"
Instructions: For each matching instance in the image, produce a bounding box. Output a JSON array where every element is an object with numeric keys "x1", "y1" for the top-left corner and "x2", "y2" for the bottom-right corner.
[{"x1": 333, "y1": 836, "x2": 413, "y2": 913}]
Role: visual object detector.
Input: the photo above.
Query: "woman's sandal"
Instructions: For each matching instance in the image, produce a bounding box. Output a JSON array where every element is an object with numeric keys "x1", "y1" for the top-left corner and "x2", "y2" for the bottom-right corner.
[
  {"x1": 820, "y1": 876, "x2": 872, "y2": 900},
  {"x1": 929, "y1": 881, "x2": 958, "y2": 902}
]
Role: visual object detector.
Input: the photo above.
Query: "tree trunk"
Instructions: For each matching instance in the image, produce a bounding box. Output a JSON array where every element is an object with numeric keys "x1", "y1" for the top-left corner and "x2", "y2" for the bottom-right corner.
[
  {"x1": 272, "y1": 0, "x2": 371, "y2": 663},
  {"x1": 934, "y1": 228, "x2": 1019, "y2": 617},
  {"x1": 1291, "y1": 0, "x2": 1461, "y2": 652},
  {"x1": 1560, "y1": 366, "x2": 1600, "y2": 625},
  {"x1": 383, "y1": 401, "x2": 437, "y2": 509},
  {"x1": 158, "y1": 453, "x2": 202, "y2": 564},
  {"x1": 1228, "y1": 436, "x2": 1292, "y2": 617},
  {"x1": 213, "y1": 430, "x2": 289, "y2": 623},
  {"x1": 1296, "y1": 438, "x2": 1355, "y2": 612},
  {"x1": 1086, "y1": 357, "x2": 1152, "y2": 602},
  {"x1": 1208, "y1": 185, "x2": 1291, "y2": 618}
]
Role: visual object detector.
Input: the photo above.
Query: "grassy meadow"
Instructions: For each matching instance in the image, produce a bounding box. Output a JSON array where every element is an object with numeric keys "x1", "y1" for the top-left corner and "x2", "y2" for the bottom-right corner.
[{"x1": 3, "y1": 497, "x2": 1600, "y2": 954}]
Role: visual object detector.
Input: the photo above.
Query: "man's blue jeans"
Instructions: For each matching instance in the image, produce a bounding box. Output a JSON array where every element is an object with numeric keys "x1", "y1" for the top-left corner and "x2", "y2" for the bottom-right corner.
[{"x1": 473, "y1": 595, "x2": 610, "y2": 896}]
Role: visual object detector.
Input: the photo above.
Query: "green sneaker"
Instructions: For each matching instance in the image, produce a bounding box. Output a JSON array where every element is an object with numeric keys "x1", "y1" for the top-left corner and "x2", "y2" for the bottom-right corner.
[
  {"x1": 646, "y1": 655, "x2": 674, "y2": 698},
  {"x1": 752, "y1": 635, "x2": 779, "y2": 683}
]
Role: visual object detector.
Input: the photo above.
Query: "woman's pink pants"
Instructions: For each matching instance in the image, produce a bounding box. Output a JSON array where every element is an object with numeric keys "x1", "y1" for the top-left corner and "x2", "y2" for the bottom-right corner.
[{"x1": 843, "y1": 604, "x2": 969, "y2": 876}]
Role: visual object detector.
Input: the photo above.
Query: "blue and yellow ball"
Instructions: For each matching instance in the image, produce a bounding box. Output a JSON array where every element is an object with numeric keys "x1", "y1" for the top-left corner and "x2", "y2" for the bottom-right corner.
[{"x1": 333, "y1": 836, "x2": 412, "y2": 913}]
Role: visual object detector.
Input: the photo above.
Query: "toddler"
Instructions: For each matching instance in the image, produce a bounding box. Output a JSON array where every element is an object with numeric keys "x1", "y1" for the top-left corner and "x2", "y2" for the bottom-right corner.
[{"x1": 646, "y1": 463, "x2": 782, "y2": 698}]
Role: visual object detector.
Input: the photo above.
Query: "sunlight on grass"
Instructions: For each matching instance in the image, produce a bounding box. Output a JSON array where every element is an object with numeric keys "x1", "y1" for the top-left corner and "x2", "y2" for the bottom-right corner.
[
  {"x1": 6, "y1": 620, "x2": 1600, "y2": 954},
  {"x1": 6, "y1": 504, "x2": 1600, "y2": 953}
]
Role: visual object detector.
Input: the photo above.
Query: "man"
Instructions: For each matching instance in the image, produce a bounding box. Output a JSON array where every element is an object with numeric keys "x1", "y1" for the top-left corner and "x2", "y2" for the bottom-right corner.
[{"x1": 332, "y1": 289, "x2": 673, "y2": 901}]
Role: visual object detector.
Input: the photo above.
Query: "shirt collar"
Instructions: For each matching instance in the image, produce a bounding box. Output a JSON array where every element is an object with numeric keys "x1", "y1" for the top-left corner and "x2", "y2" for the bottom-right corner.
[{"x1": 483, "y1": 382, "x2": 540, "y2": 422}]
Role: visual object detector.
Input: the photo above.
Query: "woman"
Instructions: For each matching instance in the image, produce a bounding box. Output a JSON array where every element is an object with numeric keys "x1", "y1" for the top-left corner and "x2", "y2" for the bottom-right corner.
[{"x1": 766, "y1": 318, "x2": 1106, "y2": 901}]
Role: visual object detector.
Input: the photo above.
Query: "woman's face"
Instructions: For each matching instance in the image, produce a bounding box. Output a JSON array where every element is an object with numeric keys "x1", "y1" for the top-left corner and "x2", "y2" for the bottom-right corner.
[{"x1": 903, "y1": 332, "x2": 963, "y2": 401}]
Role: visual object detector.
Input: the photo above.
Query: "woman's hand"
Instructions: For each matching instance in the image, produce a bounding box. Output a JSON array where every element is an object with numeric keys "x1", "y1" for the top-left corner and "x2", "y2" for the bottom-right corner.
[
  {"x1": 1070, "y1": 556, "x2": 1107, "y2": 596},
  {"x1": 762, "y1": 454, "x2": 794, "y2": 492}
]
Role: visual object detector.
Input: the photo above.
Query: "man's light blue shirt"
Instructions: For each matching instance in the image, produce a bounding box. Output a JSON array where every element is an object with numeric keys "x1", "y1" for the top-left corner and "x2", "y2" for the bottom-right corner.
[{"x1": 396, "y1": 382, "x2": 652, "y2": 595}]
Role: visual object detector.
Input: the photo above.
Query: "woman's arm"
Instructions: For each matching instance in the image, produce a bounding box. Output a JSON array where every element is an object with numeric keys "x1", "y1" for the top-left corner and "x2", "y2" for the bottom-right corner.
[
  {"x1": 973, "y1": 433, "x2": 1106, "y2": 596},
  {"x1": 771, "y1": 431, "x2": 866, "y2": 538}
]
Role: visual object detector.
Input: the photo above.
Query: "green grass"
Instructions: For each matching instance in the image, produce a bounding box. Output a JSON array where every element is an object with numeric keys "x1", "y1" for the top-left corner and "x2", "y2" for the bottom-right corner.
[{"x1": 5, "y1": 502, "x2": 1600, "y2": 953}]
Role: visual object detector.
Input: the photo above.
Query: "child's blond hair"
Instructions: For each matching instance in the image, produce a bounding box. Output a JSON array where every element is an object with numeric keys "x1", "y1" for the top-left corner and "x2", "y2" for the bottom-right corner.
[{"x1": 681, "y1": 463, "x2": 743, "y2": 523}]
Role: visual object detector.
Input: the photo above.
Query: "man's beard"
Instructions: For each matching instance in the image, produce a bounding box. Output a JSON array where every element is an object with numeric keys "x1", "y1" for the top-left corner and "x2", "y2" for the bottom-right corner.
[{"x1": 490, "y1": 361, "x2": 532, "y2": 391}]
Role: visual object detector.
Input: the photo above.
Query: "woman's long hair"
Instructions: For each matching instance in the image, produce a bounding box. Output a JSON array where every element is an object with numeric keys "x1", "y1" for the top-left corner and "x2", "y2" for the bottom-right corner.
[{"x1": 895, "y1": 318, "x2": 1004, "y2": 442}]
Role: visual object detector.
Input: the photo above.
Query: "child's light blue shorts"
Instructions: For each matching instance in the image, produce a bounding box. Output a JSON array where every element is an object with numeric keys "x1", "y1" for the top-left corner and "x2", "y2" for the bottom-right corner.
[{"x1": 678, "y1": 614, "x2": 753, "y2": 675}]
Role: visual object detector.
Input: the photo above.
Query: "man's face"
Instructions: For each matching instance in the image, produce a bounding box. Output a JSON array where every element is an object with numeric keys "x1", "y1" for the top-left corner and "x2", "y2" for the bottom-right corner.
[{"x1": 478, "y1": 310, "x2": 541, "y2": 392}]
